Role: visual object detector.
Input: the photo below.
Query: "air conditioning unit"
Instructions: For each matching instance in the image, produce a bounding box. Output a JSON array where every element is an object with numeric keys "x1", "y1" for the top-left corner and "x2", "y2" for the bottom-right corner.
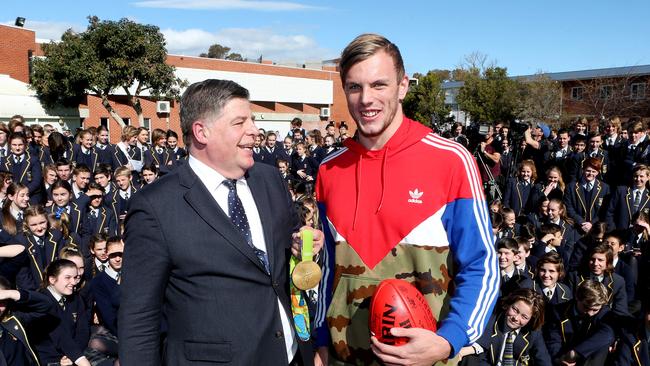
[
  {"x1": 320, "y1": 107, "x2": 330, "y2": 118},
  {"x1": 156, "y1": 101, "x2": 171, "y2": 113}
]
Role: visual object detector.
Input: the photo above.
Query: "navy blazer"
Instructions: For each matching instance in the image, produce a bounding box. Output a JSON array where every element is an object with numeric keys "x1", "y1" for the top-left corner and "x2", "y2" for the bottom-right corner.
[
  {"x1": 81, "y1": 206, "x2": 119, "y2": 254},
  {"x1": 566, "y1": 271, "x2": 628, "y2": 316},
  {"x1": 15, "y1": 230, "x2": 65, "y2": 291},
  {"x1": 90, "y1": 271, "x2": 120, "y2": 336},
  {"x1": 564, "y1": 179, "x2": 610, "y2": 226},
  {"x1": 71, "y1": 144, "x2": 101, "y2": 172},
  {"x1": 119, "y1": 161, "x2": 313, "y2": 365},
  {"x1": 31, "y1": 290, "x2": 90, "y2": 365},
  {"x1": 544, "y1": 301, "x2": 615, "y2": 362},
  {"x1": 503, "y1": 178, "x2": 542, "y2": 217},
  {"x1": 46, "y1": 202, "x2": 87, "y2": 236},
  {"x1": 2, "y1": 290, "x2": 55, "y2": 366},
  {"x1": 606, "y1": 186, "x2": 650, "y2": 230},
  {"x1": 1, "y1": 153, "x2": 42, "y2": 204},
  {"x1": 476, "y1": 313, "x2": 552, "y2": 366},
  {"x1": 261, "y1": 146, "x2": 283, "y2": 166},
  {"x1": 531, "y1": 280, "x2": 572, "y2": 306}
]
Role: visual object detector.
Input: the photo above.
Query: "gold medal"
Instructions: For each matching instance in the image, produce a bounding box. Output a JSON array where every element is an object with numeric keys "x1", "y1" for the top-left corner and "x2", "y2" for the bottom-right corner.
[{"x1": 291, "y1": 230, "x2": 322, "y2": 290}]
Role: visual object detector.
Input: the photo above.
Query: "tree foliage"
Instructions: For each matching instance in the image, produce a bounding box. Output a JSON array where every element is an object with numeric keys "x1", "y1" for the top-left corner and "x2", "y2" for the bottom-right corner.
[
  {"x1": 517, "y1": 73, "x2": 561, "y2": 124},
  {"x1": 200, "y1": 43, "x2": 244, "y2": 61},
  {"x1": 456, "y1": 67, "x2": 522, "y2": 122},
  {"x1": 403, "y1": 70, "x2": 451, "y2": 127},
  {"x1": 31, "y1": 16, "x2": 186, "y2": 127}
]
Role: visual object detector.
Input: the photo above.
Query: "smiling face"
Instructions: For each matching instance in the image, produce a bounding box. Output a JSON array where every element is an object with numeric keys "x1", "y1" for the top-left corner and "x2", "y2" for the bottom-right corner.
[
  {"x1": 49, "y1": 266, "x2": 77, "y2": 296},
  {"x1": 343, "y1": 50, "x2": 409, "y2": 150},
  {"x1": 27, "y1": 214, "x2": 48, "y2": 237},
  {"x1": 498, "y1": 248, "x2": 516, "y2": 270},
  {"x1": 505, "y1": 300, "x2": 533, "y2": 330},
  {"x1": 10, "y1": 187, "x2": 29, "y2": 209},
  {"x1": 519, "y1": 165, "x2": 532, "y2": 181},
  {"x1": 192, "y1": 97, "x2": 258, "y2": 179},
  {"x1": 589, "y1": 252, "x2": 608, "y2": 275},
  {"x1": 538, "y1": 262, "x2": 560, "y2": 288}
]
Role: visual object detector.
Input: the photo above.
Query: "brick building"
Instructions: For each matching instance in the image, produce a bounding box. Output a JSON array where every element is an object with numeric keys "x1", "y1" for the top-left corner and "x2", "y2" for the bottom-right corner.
[{"x1": 0, "y1": 23, "x2": 354, "y2": 144}]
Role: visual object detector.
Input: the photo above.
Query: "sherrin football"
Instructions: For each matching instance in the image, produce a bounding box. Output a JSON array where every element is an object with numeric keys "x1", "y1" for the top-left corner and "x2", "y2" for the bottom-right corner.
[{"x1": 369, "y1": 279, "x2": 437, "y2": 346}]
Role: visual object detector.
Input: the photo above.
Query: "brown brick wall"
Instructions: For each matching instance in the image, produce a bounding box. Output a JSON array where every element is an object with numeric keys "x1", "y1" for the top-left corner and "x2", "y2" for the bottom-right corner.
[{"x1": 0, "y1": 25, "x2": 37, "y2": 83}]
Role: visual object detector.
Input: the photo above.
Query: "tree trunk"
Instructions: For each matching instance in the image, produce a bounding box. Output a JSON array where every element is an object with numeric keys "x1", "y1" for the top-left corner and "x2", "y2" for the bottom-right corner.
[
  {"x1": 101, "y1": 95, "x2": 126, "y2": 128},
  {"x1": 132, "y1": 97, "x2": 144, "y2": 127}
]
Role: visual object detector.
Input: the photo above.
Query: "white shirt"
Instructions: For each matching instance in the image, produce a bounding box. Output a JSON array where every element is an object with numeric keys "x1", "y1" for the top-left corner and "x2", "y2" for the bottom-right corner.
[
  {"x1": 95, "y1": 258, "x2": 107, "y2": 272},
  {"x1": 105, "y1": 265, "x2": 120, "y2": 281},
  {"x1": 119, "y1": 188, "x2": 132, "y2": 200},
  {"x1": 47, "y1": 287, "x2": 88, "y2": 365},
  {"x1": 188, "y1": 156, "x2": 297, "y2": 361},
  {"x1": 543, "y1": 284, "x2": 557, "y2": 299},
  {"x1": 72, "y1": 184, "x2": 84, "y2": 199}
]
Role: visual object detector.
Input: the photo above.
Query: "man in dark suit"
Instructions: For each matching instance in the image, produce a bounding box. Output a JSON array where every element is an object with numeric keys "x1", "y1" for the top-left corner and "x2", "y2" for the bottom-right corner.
[{"x1": 119, "y1": 79, "x2": 322, "y2": 365}]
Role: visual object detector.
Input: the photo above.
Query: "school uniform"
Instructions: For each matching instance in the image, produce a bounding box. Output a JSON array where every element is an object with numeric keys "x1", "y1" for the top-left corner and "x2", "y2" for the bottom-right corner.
[
  {"x1": 252, "y1": 146, "x2": 266, "y2": 163},
  {"x1": 606, "y1": 186, "x2": 650, "y2": 230},
  {"x1": 144, "y1": 146, "x2": 174, "y2": 174},
  {"x1": 0, "y1": 250, "x2": 28, "y2": 287},
  {"x1": 531, "y1": 243, "x2": 571, "y2": 275},
  {"x1": 539, "y1": 218, "x2": 578, "y2": 264},
  {"x1": 107, "y1": 185, "x2": 138, "y2": 228},
  {"x1": 32, "y1": 289, "x2": 91, "y2": 365},
  {"x1": 621, "y1": 137, "x2": 650, "y2": 181},
  {"x1": 565, "y1": 151, "x2": 586, "y2": 184},
  {"x1": 90, "y1": 268, "x2": 121, "y2": 336},
  {"x1": 613, "y1": 257, "x2": 636, "y2": 305},
  {"x1": 503, "y1": 178, "x2": 542, "y2": 217},
  {"x1": 565, "y1": 272, "x2": 629, "y2": 316},
  {"x1": 564, "y1": 179, "x2": 610, "y2": 228},
  {"x1": 1, "y1": 289, "x2": 55, "y2": 366},
  {"x1": 47, "y1": 202, "x2": 87, "y2": 237},
  {"x1": 41, "y1": 142, "x2": 75, "y2": 165},
  {"x1": 544, "y1": 301, "x2": 615, "y2": 365},
  {"x1": 82, "y1": 206, "x2": 119, "y2": 255},
  {"x1": 94, "y1": 142, "x2": 114, "y2": 166},
  {"x1": 1, "y1": 152, "x2": 42, "y2": 205},
  {"x1": 72, "y1": 144, "x2": 101, "y2": 173},
  {"x1": 15, "y1": 230, "x2": 65, "y2": 291},
  {"x1": 0, "y1": 211, "x2": 24, "y2": 242},
  {"x1": 170, "y1": 146, "x2": 188, "y2": 162},
  {"x1": 261, "y1": 145, "x2": 283, "y2": 166},
  {"x1": 475, "y1": 313, "x2": 552, "y2": 366},
  {"x1": 544, "y1": 146, "x2": 572, "y2": 178},
  {"x1": 531, "y1": 281, "x2": 572, "y2": 306},
  {"x1": 499, "y1": 268, "x2": 533, "y2": 297},
  {"x1": 290, "y1": 155, "x2": 318, "y2": 182},
  {"x1": 308, "y1": 145, "x2": 326, "y2": 164}
]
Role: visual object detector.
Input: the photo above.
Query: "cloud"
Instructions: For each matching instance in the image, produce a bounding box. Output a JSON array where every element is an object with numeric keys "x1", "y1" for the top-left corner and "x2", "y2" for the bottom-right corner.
[
  {"x1": 162, "y1": 27, "x2": 336, "y2": 63},
  {"x1": 2, "y1": 19, "x2": 83, "y2": 42},
  {"x1": 132, "y1": 0, "x2": 322, "y2": 11}
]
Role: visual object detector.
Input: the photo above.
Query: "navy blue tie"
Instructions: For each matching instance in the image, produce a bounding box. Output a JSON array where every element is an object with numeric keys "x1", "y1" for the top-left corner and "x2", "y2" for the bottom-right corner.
[{"x1": 223, "y1": 179, "x2": 270, "y2": 274}]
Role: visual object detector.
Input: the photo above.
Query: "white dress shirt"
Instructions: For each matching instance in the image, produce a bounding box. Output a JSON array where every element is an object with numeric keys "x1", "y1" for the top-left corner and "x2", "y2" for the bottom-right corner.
[{"x1": 188, "y1": 156, "x2": 297, "y2": 361}]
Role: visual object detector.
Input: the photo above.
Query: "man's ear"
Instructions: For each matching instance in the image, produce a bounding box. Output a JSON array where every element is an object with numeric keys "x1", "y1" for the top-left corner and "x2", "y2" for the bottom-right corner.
[{"x1": 192, "y1": 121, "x2": 210, "y2": 145}]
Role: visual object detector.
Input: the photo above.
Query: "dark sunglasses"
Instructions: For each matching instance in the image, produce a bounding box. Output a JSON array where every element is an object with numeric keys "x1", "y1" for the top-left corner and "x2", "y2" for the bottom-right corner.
[
  {"x1": 89, "y1": 195, "x2": 103, "y2": 200},
  {"x1": 108, "y1": 252, "x2": 123, "y2": 259}
]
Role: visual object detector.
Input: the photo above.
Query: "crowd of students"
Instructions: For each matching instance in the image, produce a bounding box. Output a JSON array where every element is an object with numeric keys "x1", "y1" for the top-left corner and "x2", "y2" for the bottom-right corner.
[{"x1": 454, "y1": 116, "x2": 650, "y2": 365}]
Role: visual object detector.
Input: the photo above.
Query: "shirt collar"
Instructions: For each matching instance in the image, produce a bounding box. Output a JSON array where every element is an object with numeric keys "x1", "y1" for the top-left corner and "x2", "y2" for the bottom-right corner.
[
  {"x1": 47, "y1": 286, "x2": 63, "y2": 302},
  {"x1": 188, "y1": 155, "x2": 247, "y2": 193},
  {"x1": 95, "y1": 258, "x2": 107, "y2": 269},
  {"x1": 105, "y1": 265, "x2": 120, "y2": 281}
]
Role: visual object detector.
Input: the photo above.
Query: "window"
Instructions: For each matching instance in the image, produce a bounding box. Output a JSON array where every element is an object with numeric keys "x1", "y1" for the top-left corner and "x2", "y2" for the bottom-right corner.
[
  {"x1": 631, "y1": 83, "x2": 646, "y2": 99},
  {"x1": 571, "y1": 87, "x2": 583, "y2": 100},
  {"x1": 100, "y1": 117, "x2": 109, "y2": 129},
  {"x1": 599, "y1": 85, "x2": 613, "y2": 100},
  {"x1": 143, "y1": 118, "x2": 152, "y2": 141},
  {"x1": 122, "y1": 117, "x2": 130, "y2": 126}
]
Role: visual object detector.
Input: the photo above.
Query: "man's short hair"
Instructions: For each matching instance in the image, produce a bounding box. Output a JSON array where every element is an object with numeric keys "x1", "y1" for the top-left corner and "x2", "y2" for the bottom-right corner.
[
  {"x1": 94, "y1": 164, "x2": 112, "y2": 178},
  {"x1": 496, "y1": 238, "x2": 519, "y2": 253},
  {"x1": 114, "y1": 166, "x2": 132, "y2": 178},
  {"x1": 180, "y1": 79, "x2": 249, "y2": 148},
  {"x1": 576, "y1": 279, "x2": 608, "y2": 308},
  {"x1": 73, "y1": 164, "x2": 91, "y2": 176},
  {"x1": 339, "y1": 33, "x2": 405, "y2": 84}
]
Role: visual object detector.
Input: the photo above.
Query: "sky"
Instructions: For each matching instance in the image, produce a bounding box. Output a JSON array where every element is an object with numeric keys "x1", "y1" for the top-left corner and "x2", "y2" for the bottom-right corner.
[{"x1": 4, "y1": 0, "x2": 650, "y2": 77}]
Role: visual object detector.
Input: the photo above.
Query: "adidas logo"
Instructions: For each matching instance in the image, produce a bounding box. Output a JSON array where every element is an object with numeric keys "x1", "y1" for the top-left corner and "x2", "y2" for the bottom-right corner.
[{"x1": 408, "y1": 188, "x2": 423, "y2": 204}]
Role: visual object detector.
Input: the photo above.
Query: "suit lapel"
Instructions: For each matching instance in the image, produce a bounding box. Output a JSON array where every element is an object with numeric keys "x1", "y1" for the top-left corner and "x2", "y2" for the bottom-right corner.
[
  {"x1": 246, "y1": 168, "x2": 277, "y2": 276},
  {"x1": 180, "y1": 164, "x2": 267, "y2": 275}
]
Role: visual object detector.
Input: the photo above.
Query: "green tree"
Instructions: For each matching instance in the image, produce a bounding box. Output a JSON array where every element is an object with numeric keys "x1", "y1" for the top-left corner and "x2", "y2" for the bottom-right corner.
[
  {"x1": 456, "y1": 67, "x2": 522, "y2": 122},
  {"x1": 403, "y1": 70, "x2": 451, "y2": 127},
  {"x1": 31, "y1": 16, "x2": 186, "y2": 127},
  {"x1": 200, "y1": 44, "x2": 231, "y2": 59},
  {"x1": 225, "y1": 53, "x2": 244, "y2": 61},
  {"x1": 518, "y1": 73, "x2": 561, "y2": 124}
]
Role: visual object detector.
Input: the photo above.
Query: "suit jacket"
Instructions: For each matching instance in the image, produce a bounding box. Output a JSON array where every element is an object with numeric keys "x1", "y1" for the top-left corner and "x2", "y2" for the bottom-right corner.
[
  {"x1": 565, "y1": 271, "x2": 628, "y2": 316},
  {"x1": 606, "y1": 186, "x2": 650, "y2": 230},
  {"x1": 532, "y1": 281, "x2": 572, "y2": 306},
  {"x1": 564, "y1": 180, "x2": 610, "y2": 226},
  {"x1": 81, "y1": 206, "x2": 119, "y2": 254},
  {"x1": 46, "y1": 202, "x2": 87, "y2": 236},
  {"x1": 1, "y1": 153, "x2": 42, "y2": 204},
  {"x1": 119, "y1": 161, "x2": 313, "y2": 365},
  {"x1": 476, "y1": 313, "x2": 552, "y2": 366},
  {"x1": 15, "y1": 230, "x2": 65, "y2": 291},
  {"x1": 544, "y1": 301, "x2": 615, "y2": 362},
  {"x1": 71, "y1": 144, "x2": 101, "y2": 172},
  {"x1": 503, "y1": 178, "x2": 542, "y2": 217},
  {"x1": 144, "y1": 147, "x2": 174, "y2": 173},
  {"x1": 90, "y1": 271, "x2": 121, "y2": 336}
]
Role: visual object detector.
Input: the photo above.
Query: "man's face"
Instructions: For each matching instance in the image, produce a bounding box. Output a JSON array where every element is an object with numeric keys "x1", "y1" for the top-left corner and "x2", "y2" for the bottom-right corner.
[
  {"x1": 574, "y1": 141, "x2": 586, "y2": 153},
  {"x1": 10, "y1": 138, "x2": 25, "y2": 155},
  {"x1": 81, "y1": 134, "x2": 94, "y2": 149},
  {"x1": 504, "y1": 213, "x2": 515, "y2": 228},
  {"x1": 254, "y1": 135, "x2": 262, "y2": 148},
  {"x1": 56, "y1": 165, "x2": 71, "y2": 181},
  {"x1": 589, "y1": 252, "x2": 608, "y2": 275},
  {"x1": 195, "y1": 98, "x2": 258, "y2": 179},
  {"x1": 605, "y1": 236, "x2": 624, "y2": 256},
  {"x1": 87, "y1": 188, "x2": 104, "y2": 208},
  {"x1": 73, "y1": 172, "x2": 91, "y2": 190},
  {"x1": 631, "y1": 130, "x2": 645, "y2": 144},
  {"x1": 583, "y1": 167, "x2": 599, "y2": 182},
  {"x1": 94, "y1": 173, "x2": 110, "y2": 188},
  {"x1": 557, "y1": 133, "x2": 570, "y2": 148},
  {"x1": 343, "y1": 50, "x2": 409, "y2": 148},
  {"x1": 107, "y1": 242, "x2": 124, "y2": 271},
  {"x1": 98, "y1": 130, "x2": 109, "y2": 144},
  {"x1": 498, "y1": 248, "x2": 515, "y2": 270},
  {"x1": 115, "y1": 175, "x2": 131, "y2": 190},
  {"x1": 538, "y1": 263, "x2": 560, "y2": 288},
  {"x1": 633, "y1": 170, "x2": 649, "y2": 188},
  {"x1": 589, "y1": 136, "x2": 602, "y2": 150}
]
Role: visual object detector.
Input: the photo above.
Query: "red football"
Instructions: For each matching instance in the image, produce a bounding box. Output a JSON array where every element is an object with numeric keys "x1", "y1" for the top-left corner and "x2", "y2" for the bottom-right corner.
[{"x1": 369, "y1": 279, "x2": 437, "y2": 346}]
